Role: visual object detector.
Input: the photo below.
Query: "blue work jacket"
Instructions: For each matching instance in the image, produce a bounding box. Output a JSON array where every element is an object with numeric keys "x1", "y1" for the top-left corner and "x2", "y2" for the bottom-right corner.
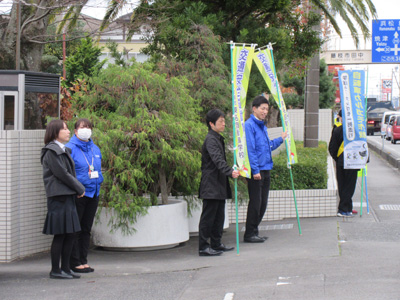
[
  {"x1": 245, "y1": 114, "x2": 283, "y2": 175},
  {"x1": 66, "y1": 135, "x2": 103, "y2": 198}
]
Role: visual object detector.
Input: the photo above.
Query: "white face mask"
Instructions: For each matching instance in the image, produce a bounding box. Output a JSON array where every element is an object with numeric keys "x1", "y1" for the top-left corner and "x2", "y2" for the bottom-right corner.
[{"x1": 77, "y1": 128, "x2": 92, "y2": 141}]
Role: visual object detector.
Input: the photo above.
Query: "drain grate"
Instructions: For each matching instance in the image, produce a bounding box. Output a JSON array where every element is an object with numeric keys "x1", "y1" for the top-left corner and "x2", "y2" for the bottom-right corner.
[
  {"x1": 241, "y1": 224, "x2": 294, "y2": 232},
  {"x1": 379, "y1": 204, "x2": 400, "y2": 210}
]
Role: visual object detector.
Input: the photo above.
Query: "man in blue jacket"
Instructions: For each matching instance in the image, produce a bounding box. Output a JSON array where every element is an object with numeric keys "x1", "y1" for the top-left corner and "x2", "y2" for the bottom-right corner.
[{"x1": 244, "y1": 96, "x2": 287, "y2": 243}]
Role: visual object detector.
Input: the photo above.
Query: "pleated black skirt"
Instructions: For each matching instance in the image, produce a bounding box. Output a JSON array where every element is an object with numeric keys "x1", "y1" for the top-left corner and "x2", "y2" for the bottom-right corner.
[{"x1": 43, "y1": 195, "x2": 81, "y2": 235}]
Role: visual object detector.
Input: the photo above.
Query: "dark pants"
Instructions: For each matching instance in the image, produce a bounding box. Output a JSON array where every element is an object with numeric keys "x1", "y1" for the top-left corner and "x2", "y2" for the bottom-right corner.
[
  {"x1": 51, "y1": 233, "x2": 76, "y2": 273},
  {"x1": 336, "y1": 166, "x2": 358, "y2": 213},
  {"x1": 70, "y1": 195, "x2": 99, "y2": 268},
  {"x1": 244, "y1": 170, "x2": 270, "y2": 239},
  {"x1": 198, "y1": 199, "x2": 225, "y2": 251}
]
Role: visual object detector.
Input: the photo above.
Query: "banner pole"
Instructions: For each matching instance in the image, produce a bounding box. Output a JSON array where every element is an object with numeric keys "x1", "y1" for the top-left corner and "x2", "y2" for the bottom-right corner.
[
  {"x1": 230, "y1": 42, "x2": 240, "y2": 255},
  {"x1": 365, "y1": 173, "x2": 369, "y2": 214},
  {"x1": 269, "y1": 44, "x2": 302, "y2": 235},
  {"x1": 360, "y1": 67, "x2": 369, "y2": 217}
]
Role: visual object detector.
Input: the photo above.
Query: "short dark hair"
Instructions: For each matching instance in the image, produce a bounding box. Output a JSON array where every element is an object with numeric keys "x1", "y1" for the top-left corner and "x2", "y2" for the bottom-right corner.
[
  {"x1": 252, "y1": 95, "x2": 269, "y2": 108},
  {"x1": 206, "y1": 109, "x2": 225, "y2": 130},
  {"x1": 74, "y1": 118, "x2": 93, "y2": 130},
  {"x1": 44, "y1": 119, "x2": 66, "y2": 144}
]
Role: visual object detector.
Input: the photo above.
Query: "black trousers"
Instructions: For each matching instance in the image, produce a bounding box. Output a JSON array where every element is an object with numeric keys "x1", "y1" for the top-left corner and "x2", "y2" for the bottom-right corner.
[
  {"x1": 336, "y1": 166, "x2": 358, "y2": 213},
  {"x1": 198, "y1": 199, "x2": 225, "y2": 251},
  {"x1": 70, "y1": 195, "x2": 99, "y2": 267},
  {"x1": 51, "y1": 233, "x2": 76, "y2": 273},
  {"x1": 244, "y1": 170, "x2": 270, "y2": 239}
]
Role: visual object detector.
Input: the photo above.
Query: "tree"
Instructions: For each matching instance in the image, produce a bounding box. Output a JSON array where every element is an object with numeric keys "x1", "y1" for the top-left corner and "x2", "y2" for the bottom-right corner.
[
  {"x1": 64, "y1": 37, "x2": 105, "y2": 85},
  {"x1": 71, "y1": 61, "x2": 206, "y2": 232},
  {"x1": 282, "y1": 59, "x2": 336, "y2": 109},
  {"x1": 0, "y1": 1, "x2": 81, "y2": 70},
  {"x1": 128, "y1": 0, "x2": 323, "y2": 73}
]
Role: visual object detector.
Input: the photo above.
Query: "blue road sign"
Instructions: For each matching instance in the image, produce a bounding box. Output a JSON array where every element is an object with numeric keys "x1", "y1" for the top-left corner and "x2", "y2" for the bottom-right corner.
[{"x1": 372, "y1": 19, "x2": 400, "y2": 63}]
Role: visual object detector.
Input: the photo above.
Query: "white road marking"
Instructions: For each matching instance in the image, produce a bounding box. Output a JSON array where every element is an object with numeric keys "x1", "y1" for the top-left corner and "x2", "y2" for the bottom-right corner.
[{"x1": 223, "y1": 292, "x2": 234, "y2": 300}]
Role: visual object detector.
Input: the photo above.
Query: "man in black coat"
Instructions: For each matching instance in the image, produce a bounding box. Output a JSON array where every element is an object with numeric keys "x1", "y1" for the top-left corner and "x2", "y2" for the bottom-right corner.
[
  {"x1": 329, "y1": 110, "x2": 359, "y2": 217},
  {"x1": 198, "y1": 109, "x2": 239, "y2": 256}
]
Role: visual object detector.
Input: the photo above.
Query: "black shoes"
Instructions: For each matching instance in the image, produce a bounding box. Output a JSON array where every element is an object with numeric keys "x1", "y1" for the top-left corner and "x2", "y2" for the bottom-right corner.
[
  {"x1": 199, "y1": 247, "x2": 223, "y2": 256},
  {"x1": 244, "y1": 235, "x2": 265, "y2": 243},
  {"x1": 71, "y1": 266, "x2": 94, "y2": 273},
  {"x1": 65, "y1": 270, "x2": 81, "y2": 279},
  {"x1": 257, "y1": 236, "x2": 268, "y2": 241},
  {"x1": 49, "y1": 270, "x2": 74, "y2": 279},
  {"x1": 212, "y1": 244, "x2": 234, "y2": 252}
]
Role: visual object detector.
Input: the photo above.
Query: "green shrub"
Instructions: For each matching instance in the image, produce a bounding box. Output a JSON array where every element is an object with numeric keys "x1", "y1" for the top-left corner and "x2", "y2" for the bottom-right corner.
[{"x1": 270, "y1": 142, "x2": 328, "y2": 190}]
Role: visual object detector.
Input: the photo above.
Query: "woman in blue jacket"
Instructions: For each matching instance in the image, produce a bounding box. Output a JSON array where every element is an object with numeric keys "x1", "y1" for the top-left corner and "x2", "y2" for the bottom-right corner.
[
  {"x1": 66, "y1": 118, "x2": 103, "y2": 273},
  {"x1": 244, "y1": 96, "x2": 287, "y2": 243}
]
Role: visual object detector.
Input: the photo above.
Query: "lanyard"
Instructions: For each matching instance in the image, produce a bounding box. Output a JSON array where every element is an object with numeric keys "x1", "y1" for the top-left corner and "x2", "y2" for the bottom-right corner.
[{"x1": 80, "y1": 148, "x2": 94, "y2": 173}]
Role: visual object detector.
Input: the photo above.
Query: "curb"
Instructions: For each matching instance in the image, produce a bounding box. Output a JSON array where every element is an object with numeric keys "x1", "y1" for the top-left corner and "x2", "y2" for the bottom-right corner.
[{"x1": 368, "y1": 137, "x2": 400, "y2": 170}]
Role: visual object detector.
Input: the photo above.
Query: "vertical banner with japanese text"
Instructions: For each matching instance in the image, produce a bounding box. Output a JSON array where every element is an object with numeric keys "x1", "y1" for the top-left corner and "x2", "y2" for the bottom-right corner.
[
  {"x1": 253, "y1": 48, "x2": 298, "y2": 165},
  {"x1": 338, "y1": 70, "x2": 368, "y2": 169},
  {"x1": 232, "y1": 45, "x2": 254, "y2": 178}
]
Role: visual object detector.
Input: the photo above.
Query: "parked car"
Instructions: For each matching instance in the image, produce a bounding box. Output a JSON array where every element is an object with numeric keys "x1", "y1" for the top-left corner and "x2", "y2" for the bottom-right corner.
[
  {"x1": 380, "y1": 111, "x2": 400, "y2": 138},
  {"x1": 387, "y1": 115, "x2": 397, "y2": 141},
  {"x1": 367, "y1": 108, "x2": 391, "y2": 135},
  {"x1": 391, "y1": 115, "x2": 400, "y2": 144}
]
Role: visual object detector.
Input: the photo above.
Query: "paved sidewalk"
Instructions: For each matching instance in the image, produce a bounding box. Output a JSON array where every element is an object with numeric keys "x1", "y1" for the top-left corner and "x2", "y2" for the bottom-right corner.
[{"x1": 1, "y1": 150, "x2": 400, "y2": 300}]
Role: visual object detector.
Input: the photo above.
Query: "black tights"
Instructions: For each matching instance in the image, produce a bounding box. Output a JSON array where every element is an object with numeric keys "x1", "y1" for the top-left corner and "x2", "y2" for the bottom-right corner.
[{"x1": 51, "y1": 233, "x2": 76, "y2": 273}]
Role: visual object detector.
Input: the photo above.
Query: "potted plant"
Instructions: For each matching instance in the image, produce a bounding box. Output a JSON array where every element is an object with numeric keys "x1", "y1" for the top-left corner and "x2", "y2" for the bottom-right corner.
[{"x1": 72, "y1": 61, "x2": 206, "y2": 250}]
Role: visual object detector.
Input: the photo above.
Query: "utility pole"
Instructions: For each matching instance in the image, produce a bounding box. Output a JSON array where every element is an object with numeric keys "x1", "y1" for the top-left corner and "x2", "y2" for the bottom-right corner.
[
  {"x1": 63, "y1": 31, "x2": 66, "y2": 79},
  {"x1": 15, "y1": 0, "x2": 21, "y2": 70}
]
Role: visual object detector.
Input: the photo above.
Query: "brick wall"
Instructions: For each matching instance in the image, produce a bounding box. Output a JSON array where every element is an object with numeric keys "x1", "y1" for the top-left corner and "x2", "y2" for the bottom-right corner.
[{"x1": 0, "y1": 130, "x2": 51, "y2": 262}]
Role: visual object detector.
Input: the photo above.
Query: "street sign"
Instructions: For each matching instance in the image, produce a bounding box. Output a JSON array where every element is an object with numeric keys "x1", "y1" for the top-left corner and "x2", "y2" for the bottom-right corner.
[
  {"x1": 382, "y1": 79, "x2": 392, "y2": 93},
  {"x1": 372, "y1": 19, "x2": 400, "y2": 63},
  {"x1": 319, "y1": 50, "x2": 371, "y2": 65},
  {"x1": 320, "y1": 50, "x2": 371, "y2": 64}
]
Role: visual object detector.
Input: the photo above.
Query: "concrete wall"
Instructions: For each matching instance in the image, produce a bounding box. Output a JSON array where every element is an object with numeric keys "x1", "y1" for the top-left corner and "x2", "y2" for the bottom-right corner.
[{"x1": 0, "y1": 130, "x2": 51, "y2": 262}]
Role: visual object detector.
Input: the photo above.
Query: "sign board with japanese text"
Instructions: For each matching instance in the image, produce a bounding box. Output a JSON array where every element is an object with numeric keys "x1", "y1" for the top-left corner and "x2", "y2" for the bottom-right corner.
[
  {"x1": 372, "y1": 19, "x2": 400, "y2": 63},
  {"x1": 338, "y1": 70, "x2": 369, "y2": 169},
  {"x1": 382, "y1": 79, "x2": 392, "y2": 93},
  {"x1": 320, "y1": 50, "x2": 371, "y2": 65}
]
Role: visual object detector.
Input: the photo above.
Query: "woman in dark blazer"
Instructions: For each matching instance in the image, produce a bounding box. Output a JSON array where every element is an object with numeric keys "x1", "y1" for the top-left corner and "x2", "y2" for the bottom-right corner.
[{"x1": 41, "y1": 120, "x2": 85, "y2": 279}]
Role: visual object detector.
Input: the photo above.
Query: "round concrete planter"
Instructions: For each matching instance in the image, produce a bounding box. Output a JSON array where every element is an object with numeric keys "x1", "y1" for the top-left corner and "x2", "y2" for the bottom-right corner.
[
  {"x1": 188, "y1": 201, "x2": 230, "y2": 236},
  {"x1": 92, "y1": 199, "x2": 189, "y2": 251}
]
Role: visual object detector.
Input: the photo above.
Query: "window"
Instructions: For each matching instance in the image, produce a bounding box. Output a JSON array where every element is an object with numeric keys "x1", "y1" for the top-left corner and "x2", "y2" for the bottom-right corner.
[
  {"x1": 24, "y1": 92, "x2": 59, "y2": 129},
  {"x1": 4, "y1": 95, "x2": 15, "y2": 130}
]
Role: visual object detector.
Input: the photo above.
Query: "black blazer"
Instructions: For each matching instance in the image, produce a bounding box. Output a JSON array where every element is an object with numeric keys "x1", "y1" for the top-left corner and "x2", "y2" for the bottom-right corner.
[
  {"x1": 198, "y1": 130, "x2": 233, "y2": 200},
  {"x1": 41, "y1": 141, "x2": 85, "y2": 198}
]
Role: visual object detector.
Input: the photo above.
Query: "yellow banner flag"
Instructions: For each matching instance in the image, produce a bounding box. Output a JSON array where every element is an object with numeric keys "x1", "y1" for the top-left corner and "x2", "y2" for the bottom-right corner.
[
  {"x1": 253, "y1": 47, "x2": 298, "y2": 165},
  {"x1": 231, "y1": 44, "x2": 255, "y2": 178}
]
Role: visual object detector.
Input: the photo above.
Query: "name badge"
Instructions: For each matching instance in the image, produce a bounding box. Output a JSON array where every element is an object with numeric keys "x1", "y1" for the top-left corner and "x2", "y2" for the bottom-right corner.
[{"x1": 90, "y1": 171, "x2": 99, "y2": 179}]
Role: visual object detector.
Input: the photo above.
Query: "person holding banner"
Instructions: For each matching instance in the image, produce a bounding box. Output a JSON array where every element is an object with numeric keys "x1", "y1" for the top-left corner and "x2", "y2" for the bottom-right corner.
[
  {"x1": 329, "y1": 110, "x2": 359, "y2": 217},
  {"x1": 198, "y1": 109, "x2": 240, "y2": 256},
  {"x1": 244, "y1": 96, "x2": 287, "y2": 243}
]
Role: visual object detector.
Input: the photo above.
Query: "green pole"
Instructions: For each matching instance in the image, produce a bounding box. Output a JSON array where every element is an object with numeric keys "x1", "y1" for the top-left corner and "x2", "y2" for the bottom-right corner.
[
  {"x1": 269, "y1": 44, "x2": 302, "y2": 235},
  {"x1": 230, "y1": 42, "x2": 240, "y2": 255}
]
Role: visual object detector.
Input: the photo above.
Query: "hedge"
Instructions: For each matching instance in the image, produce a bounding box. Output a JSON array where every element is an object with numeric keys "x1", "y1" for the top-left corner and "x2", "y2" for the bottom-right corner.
[{"x1": 270, "y1": 142, "x2": 328, "y2": 190}]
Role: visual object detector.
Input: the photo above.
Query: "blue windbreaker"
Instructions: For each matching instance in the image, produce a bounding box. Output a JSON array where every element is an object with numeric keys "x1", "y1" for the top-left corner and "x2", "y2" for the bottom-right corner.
[
  {"x1": 245, "y1": 114, "x2": 283, "y2": 174},
  {"x1": 66, "y1": 135, "x2": 103, "y2": 198}
]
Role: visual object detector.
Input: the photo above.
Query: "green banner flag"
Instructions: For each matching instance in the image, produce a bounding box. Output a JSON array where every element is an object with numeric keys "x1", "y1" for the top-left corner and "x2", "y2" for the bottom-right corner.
[
  {"x1": 253, "y1": 47, "x2": 298, "y2": 165},
  {"x1": 231, "y1": 45, "x2": 254, "y2": 178}
]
